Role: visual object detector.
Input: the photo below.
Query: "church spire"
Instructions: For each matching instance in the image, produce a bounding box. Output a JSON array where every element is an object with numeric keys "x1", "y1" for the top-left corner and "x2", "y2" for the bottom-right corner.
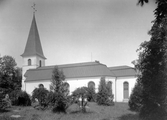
[{"x1": 21, "y1": 11, "x2": 46, "y2": 59}]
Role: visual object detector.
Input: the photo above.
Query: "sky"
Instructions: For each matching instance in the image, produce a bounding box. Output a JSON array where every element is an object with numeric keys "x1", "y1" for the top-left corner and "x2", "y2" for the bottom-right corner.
[{"x1": 0, "y1": 0, "x2": 156, "y2": 67}]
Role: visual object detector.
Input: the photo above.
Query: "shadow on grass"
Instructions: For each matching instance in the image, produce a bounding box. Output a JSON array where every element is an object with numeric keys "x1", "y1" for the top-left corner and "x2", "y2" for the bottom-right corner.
[
  {"x1": 0, "y1": 109, "x2": 11, "y2": 113},
  {"x1": 118, "y1": 113, "x2": 139, "y2": 120},
  {"x1": 70, "y1": 110, "x2": 94, "y2": 114}
]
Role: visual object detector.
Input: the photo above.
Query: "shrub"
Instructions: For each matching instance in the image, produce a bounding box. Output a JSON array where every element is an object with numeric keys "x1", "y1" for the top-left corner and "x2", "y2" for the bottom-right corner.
[
  {"x1": 17, "y1": 91, "x2": 31, "y2": 106},
  {"x1": 10, "y1": 90, "x2": 31, "y2": 106},
  {"x1": 0, "y1": 94, "x2": 9, "y2": 110},
  {"x1": 32, "y1": 87, "x2": 49, "y2": 107},
  {"x1": 9, "y1": 90, "x2": 20, "y2": 105},
  {"x1": 129, "y1": 80, "x2": 143, "y2": 112},
  {"x1": 96, "y1": 77, "x2": 114, "y2": 106},
  {"x1": 87, "y1": 87, "x2": 96, "y2": 102}
]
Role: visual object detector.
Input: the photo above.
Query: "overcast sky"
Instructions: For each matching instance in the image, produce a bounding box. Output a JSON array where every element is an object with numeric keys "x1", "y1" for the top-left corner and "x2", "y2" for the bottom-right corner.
[{"x1": 0, "y1": 0, "x2": 155, "y2": 67}]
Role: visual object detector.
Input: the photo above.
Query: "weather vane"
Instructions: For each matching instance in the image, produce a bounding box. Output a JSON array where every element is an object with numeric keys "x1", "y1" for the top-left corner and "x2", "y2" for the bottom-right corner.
[{"x1": 31, "y1": 3, "x2": 37, "y2": 14}]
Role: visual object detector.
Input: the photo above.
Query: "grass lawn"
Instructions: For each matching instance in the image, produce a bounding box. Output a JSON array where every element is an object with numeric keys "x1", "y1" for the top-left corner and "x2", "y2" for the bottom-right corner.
[{"x1": 0, "y1": 102, "x2": 139, "y2": 120}]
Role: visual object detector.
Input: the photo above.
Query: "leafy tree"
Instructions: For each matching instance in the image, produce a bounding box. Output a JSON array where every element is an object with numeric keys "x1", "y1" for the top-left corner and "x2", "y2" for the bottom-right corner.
[
  {"x1": 138, "y1": 0, "x2": 167, "y2": 25},
  {"x1": 72, "y1": 87, "x2": 88, "y2": 112},
  {"x1": 51, "y1": 66, "x2": 69, "y2": 113},
  {"x1": 0, "y1": 55, "x2": 22, "y2": 94},
  {"x1": 135, "y1": 17, "x2": 167, "y2": 120},
  {"x1": 96, "y1": 77, "x2": 114, "y2": 106},
  {"x1": 32, "y1": 84, "x2": 49, "y2": 108}
]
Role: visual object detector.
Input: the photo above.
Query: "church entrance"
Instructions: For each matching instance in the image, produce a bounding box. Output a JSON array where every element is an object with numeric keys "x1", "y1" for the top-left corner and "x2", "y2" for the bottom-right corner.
[{"x1": 123, "y1": 82, "x2": 129, "y2": 99}]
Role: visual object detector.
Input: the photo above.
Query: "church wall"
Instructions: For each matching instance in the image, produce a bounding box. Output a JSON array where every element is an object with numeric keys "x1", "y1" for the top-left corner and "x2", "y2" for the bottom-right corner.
[
  {"x1": 24, "y1": 76, "x2": 136, "y2": 102},
  {"x1": 66, "y1": 77, "x2": 116, "y2": 101},
  {"x1": 25, "y1": 80, "x2": 51, "y2": 95},
  {"x1": 115, "y1": 76, "x2": 137, "y2": 102},
  {"x1": 24, "y1": 76, "x2": 116, "y2": 101}
]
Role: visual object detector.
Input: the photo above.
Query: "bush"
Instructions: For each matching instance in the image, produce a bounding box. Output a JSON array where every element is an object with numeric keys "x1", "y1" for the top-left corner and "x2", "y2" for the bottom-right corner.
[
  {"x1": 87, "y1": 87, "x2": 96, "y2": 102},
  {"x1": 32, "y1": 87, "x2": 49, "y2": 107},
  {"x1": 96, "y1": 77, "x2": 114, "y2": 106},
  {"x1": 129, "y1": 81, "x2": 143, "y2": 112},
  {"x1": 10, "y1": 90, "x2": 31, "y2": 106}
]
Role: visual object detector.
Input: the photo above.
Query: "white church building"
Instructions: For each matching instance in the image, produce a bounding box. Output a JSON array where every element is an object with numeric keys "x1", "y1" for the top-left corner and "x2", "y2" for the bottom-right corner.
[{"x1": 21, "y1": 14, "x2": 137, "y2": 102}]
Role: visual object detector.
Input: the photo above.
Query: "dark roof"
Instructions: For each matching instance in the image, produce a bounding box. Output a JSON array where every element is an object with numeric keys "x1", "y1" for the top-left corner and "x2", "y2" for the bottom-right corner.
[
  {"x1": 25, "y1": 62, "x2": 115, "y2": 82},
  {"x1": 21, "y1": 15, "x2": 46, "y2": 59},
  {"x1": 108, "y1": 65, "x2": 137, "y2": 77}
]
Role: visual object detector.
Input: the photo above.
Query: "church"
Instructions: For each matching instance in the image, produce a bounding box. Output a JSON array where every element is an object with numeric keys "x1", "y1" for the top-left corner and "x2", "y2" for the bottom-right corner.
[{"x1": 21, "y1": 14, "x2": 137, "y2": 102}]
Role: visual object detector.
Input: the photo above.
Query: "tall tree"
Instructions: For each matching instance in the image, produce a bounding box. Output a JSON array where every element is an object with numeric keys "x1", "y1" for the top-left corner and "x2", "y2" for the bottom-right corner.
[
  {"x1": 138, "y1": 0, "x2": 167, "y2": 24},
  {"x1": 51, "y1": 66, "x2": 69, "y2": 113},
  {"x1": 136, "y1": 18, "x2": 167, "y2": 120},
  {"x1": 0, "y1": 55, "x2": 22, "y2": 94}
]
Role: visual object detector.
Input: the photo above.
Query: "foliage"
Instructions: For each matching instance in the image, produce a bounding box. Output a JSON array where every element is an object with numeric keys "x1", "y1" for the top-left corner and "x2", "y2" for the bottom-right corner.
[
  {"x1": 128, "y1": 78, "x2": 143, "y2": 112},
  {"x1": 0, "y1": 93, "x2": 10, "y2": 110},
  {"x1": 0, "y1": 56, "x2": 22, "y2": 95},
  {"x1": 72, "y1": 87, "x2": 88, "y2": 99},
  {"x1": 46, "y1": 91, "x2": 55, "y2": 106},
  {"x1": 10, "y1": 90, "x2": 31, "y2": 106},
  {"x1": 32, "y1": 86, "x2": 49, "y2": 107},
  {"x1": 96, "y1": 77, "x2": 114, "y2": 106},
  {"x1": 138, "y1": 0, "x2": 167, "y2": 25},
  {"x1": 72, "y1": 87, "x2": 89, "y2": 112},
  {"x1": 87, "y1": 87, "x2": 96, "y2": 102},
  {"x1": 134, "y1": 17, "x2": 167, "y2": 120},
  {"x1": 51, "y1": 66, "x2": 69, "y2": 113}
]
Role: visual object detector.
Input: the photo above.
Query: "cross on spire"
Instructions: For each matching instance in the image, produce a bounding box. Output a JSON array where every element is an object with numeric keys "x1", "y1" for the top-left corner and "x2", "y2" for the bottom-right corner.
[{"x1": 31, "y1": 3, "x2": 37, "y2": 14}]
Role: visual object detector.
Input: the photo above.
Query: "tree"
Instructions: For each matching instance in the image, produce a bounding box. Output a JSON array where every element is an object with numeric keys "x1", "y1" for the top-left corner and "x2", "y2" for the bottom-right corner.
[
  {"x1": 128, "y1": 78, "x2": 143, "y2": 112},
  {"x1": 138, "y1": 0, "x2": 167, "y2": 25},
  {"x1": 32, "y1": 84, "x2": 49, "y2": 108},
  {"x1": 135, "y1": 17, "x2": 167, "y2": 120},
  {"x1": 50, "y1": 66, "x2": 69, "y2": 113},
  {"x1": 0, "y1": 55, "x2": 22, "y2": 94},
  {"x1": 72, "y1": 87, "x2": 88, "y2": 112},
  {"x1": 96, "y1": 77, "x2": 114, "y2": 106}
]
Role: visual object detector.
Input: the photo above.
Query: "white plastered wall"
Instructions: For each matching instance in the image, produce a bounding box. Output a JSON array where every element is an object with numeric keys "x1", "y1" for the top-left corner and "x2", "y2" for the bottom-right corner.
[
  {"x1": 22, "y1": 55, "x2": 45, "y2": 91},
  {"x1": 25, "y1": 76, "x2": 116, "y2": 100},
  {"x1": 66, "y1": 77, "x2": 115, "y2": 101},
  {"x1": 25, "y1": 80, "x2": 51, "y2": 95},
  {"x1": 115, "y1": 76, "x2": 137, "y2": 102}
]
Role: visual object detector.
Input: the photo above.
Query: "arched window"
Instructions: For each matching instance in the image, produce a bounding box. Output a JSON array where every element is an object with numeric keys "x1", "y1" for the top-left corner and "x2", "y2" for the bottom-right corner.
[
  {"x1": 28, "y1": 59, "x2": 31, "y2": 66},
  {"x1": 107, "y1": 81, "x2": 112, "y2": 92},
  {"x1": 88, "y1": 81, "x2": 95, "y2": 89},
  {"x1": 123, "y1": 82, "x2": 129, "y2": 99},
  {"x1": 39, "y1": 60, "x2": 42, "y2": 67},
  {"x1": 38, "y1": 84, "x2": 44, "y2": 89},
  {"x1": 63, "y1": 82, "x2": 70, "y2": 95}
]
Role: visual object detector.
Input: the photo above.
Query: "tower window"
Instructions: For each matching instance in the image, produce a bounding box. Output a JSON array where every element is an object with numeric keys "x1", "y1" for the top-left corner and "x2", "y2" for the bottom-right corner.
[
  {"x1": 28, "y1": 59, "x2": 31, "y2": 66},
  {"x1": 39, "y1": 60, "x2": 42, "y2": 67}
]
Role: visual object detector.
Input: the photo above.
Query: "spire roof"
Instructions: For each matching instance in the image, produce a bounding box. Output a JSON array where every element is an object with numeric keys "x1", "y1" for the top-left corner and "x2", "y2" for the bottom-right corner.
[{"x1": 21, "y1": 14, "x2": 46, "y2": 59}]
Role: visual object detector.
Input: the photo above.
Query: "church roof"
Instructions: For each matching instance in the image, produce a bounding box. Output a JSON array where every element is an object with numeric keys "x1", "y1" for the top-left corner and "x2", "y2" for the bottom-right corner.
[
  {"x1": 21, "y1": 15, "x2": 46, "y2": 59},
  {"x1": 24, "y1": 62, "x2": 115, "y2": 82},
  {"x1": 108, "y1": 65, "x2": 137, "y2": 77}
]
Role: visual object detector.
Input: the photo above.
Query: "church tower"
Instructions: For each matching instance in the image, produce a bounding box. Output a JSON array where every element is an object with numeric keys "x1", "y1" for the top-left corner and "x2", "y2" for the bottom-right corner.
[{"x1": 21, "y1": 13, "x2": 46, "y2": 91}]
